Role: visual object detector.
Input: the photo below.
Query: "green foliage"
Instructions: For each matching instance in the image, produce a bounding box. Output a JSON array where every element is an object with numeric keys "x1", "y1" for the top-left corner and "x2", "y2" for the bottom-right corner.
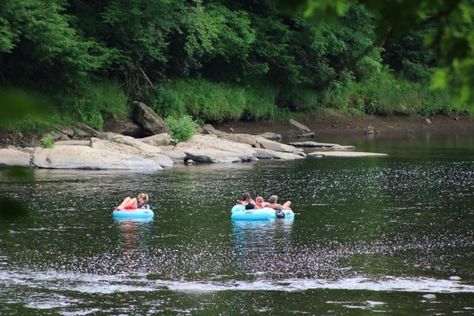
[
  {"x1": 153, "y1": 79, "x2": 279, "y2": 122},
  {"x1": 165, "y1": 115, "x2": 197, "y2": 142},
  {"x1": 60, "y1": 80, "x2": 129, "y2": 130},
  {"x1": 0, "y1": 0, "x2": 113, "y2": 86},
  {"x1": 0, "y1": 0, "x2": 472, "y2": 132},
  {"x1": 184, "y1": 3, "x2": 255, "y2": 62},
  {"x1": 271, "y1": 0, "x2": 474, "y2": 110},
  {"x1": 324, "y1": 68, "x2": 464, "y2": 116},
  {"x1": 40, "y1": 134, "x2": 54, "y2": 148},
  {"x1": 0, "y1": 89, "x2": 57, "y2": 132}
]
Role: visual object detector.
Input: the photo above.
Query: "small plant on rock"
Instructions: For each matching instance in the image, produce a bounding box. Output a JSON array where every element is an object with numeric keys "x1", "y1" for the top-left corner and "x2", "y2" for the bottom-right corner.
[{"x1": 41, "y1": 134, "x2": 54, "y2": 148}]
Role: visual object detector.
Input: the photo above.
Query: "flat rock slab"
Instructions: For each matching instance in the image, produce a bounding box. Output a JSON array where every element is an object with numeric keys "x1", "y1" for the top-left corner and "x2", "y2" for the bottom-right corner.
[
  {"x1": 90, "y1": 138, "x2": 173, "y2": 168},
  {"x1": 255, "y1": 148, "x2": 305, "y2": 160},
  {"x1": 289, "y1": 119, "x2": 311, "y2": 132},
  {"x1": 32, "y1": 146, "x2": 164, "y2": 170},
  {"x1": 309, "y1": 151, "x2": 387, "y2": 158},
  {"x1": 0, "y1": 147, "x2": 32, "y2": 167},
  {"x1": 54, "y1": 140, "x2": 91, "y2": 146},
  {"x1": 182, "y1": 147, "x2": 243, "y2": 163},
  {"x1": 258, "y1": 132, "x2": 282, "y2": 141},
  {"x1": 289, "y1": 141, "x2": 355, "y2": 151},
  {"x1": 140, "y1": 133, "x2": 174, "y2": 146}
]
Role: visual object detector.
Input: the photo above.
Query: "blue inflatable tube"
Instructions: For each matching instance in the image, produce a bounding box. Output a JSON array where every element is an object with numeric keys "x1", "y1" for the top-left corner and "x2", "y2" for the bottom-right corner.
[
  {"x1": 112, "y1": 207, "x2": 154, "y2": 219},
  {"x1": 231, "y1": 204, "x2": 294, "y2": 220}
]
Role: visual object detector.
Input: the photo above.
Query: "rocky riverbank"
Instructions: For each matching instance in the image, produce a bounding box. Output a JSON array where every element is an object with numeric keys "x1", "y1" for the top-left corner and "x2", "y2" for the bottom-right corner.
[
  {"x1": 0, "y1": 121, "x2": 387, "y2": 170},
  {"x1": 2, "y1": 104, "x2": 471, "y2": 170},
  {"x1": 0, "y1": 127, "x2": 306, "y2": 170}
]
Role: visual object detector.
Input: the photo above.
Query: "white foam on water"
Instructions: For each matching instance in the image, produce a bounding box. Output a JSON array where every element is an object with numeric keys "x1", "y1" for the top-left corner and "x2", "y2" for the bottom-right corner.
[
  {"x1": 164, "y1": 277, "x2": 474, "y2": 294},
  {"x1": 0, "y1": 270, "x2": 473, "y2": 294}
]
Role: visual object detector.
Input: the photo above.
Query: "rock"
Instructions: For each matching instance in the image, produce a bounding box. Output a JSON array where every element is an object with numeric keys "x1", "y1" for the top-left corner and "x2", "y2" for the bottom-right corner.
[
  {"x1": 139, "y1": 133, "x2": 174, "y2": 146},
  {"x1": 449, "y1": 276, "x2": 461, "y2": 281},
  {"x1": 195, "y1": 125, "x2": 205, "y2": 134},
  {"x1": 201, "y1": 124, "x2": 223, "y2": 136},
  {"x1": 255, "y1": 148, "x2": 305, "y2": 160},
  {"x1": 49, "y1": 131, "x2": 69, "y2": 141},
  {"x1": 32, "y1": 146, "x2": 164, "y2": 170},
  {"x1": 254, "y1": 148, "x2": 275, "y2": 159},
  {"x1": 364, "y1": 125, "x2": 377, "y2": 135},
  {"x1": 425, "y1": 118, "x2": 432, "y2": 124},
  {"x1": 190, "y1": 127, "x2": 302, "y2": 155},
  {"x1": 422, "y1": 294, "x2": 436, "y2": 300},
  {"x1": 56, "y1": 127, "x2": 74, "y2": 137},
  {"x1": 297, "y1": 132, "x2": 315, "y2": 138},
  {"x1": 255, "y1": 136, "x2": 304, "y2": 155},
  {"x1": 54, "y1": 140, "x2": 90, "y2": 146},
  {"x1": 289, "y1": 141, "x2": 355, "y2": 151},
  {"x1": 132, "y1": 101, "x2": 169, "y2": 135},
  {"x1": 290, "y1": 141, "x2": 332, "y2": 147},
  {"x1": 97, "y1": 132, "x2": 161, "y2": 152},
  {"x1": 185, "y1": 159, "x2": 195, "y2": 165},
  {"x1": 182, "y1": 147, "x2": 242, "y2": 163},
  {"x1": 222, "y1": 133, "x2": 304, "y2": 155},
  {"x1": 102, "y1": 113, "x2": 144, "y2": 137},
  {"x1": 308, "y1": 151, "x2": 387, "y2": 158},
  {"x1": 289, "y1": 119, "x2": 311, "y2": 132},
  {"x1": 160, "y1": 148, "x2": 187, "y2": 162},
  {"x1": 259, "y1": 132, "x2": 283, "y2": 141},
  {"x1": 73, "y1": 122, "x2": 99, "y2": 138},
  {"x1": 0, "y1": 147, "x2": 32, "y2": 167},
  {"x1": 177, "y1": 135, "x2": 256, "y2": 163},
  {"x1": 228, "y1": 127, "x2": 235, "y2": 132},
  {"x1": 394, "y1": 105, "x2": 410, "y2": 116},
  {"x1": 91, "y1": 135, "x2": 173, "y2": 168},
  {"x1": 221, "y1": 133, "x2": 259, "y2": 147}
]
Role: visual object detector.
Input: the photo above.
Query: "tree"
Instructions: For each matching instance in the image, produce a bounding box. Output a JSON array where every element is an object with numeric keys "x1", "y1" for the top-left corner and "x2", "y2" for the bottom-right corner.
[{"x1": 270, "y1": 0, "x2": 474, "y2": 109}]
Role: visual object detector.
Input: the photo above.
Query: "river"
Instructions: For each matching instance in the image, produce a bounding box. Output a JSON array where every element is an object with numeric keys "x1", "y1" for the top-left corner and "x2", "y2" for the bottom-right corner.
[{"x1": 0, "y1": 136, "x2": 473, "y2": 315}]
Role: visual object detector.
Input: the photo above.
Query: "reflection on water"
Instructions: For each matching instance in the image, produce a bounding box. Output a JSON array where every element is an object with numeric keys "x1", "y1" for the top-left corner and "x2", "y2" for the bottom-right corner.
[
  {"x1": 232, "y1": 219, "x2": 294, "y2": 275},
  {"x1": 115, "y1": 219, "x2": 154, "y2": 249},
  {"x1": 0, "y1": 136, "x2": 473, "y2": 314}
]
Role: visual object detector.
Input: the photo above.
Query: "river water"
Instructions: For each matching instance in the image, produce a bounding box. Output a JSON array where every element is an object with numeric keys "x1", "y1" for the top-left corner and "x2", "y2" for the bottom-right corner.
[{"x1": 0, "y1": 136, "x2": 473, "y2": 315}]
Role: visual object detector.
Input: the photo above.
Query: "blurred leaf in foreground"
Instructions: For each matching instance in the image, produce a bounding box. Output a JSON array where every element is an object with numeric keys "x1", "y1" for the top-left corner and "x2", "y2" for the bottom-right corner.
[
  {"x1": 0, "y1": 195, "x2": 29, "y2": 227},
  {"x1": 0, "y1": 88, "x2": 52, "y2": 129},
  {"x1": 3, "y1": 166, "x2": 35, "y2": 182},
  {"x1": 0, "y1": 166, "x2": 34, "y2": 228}
]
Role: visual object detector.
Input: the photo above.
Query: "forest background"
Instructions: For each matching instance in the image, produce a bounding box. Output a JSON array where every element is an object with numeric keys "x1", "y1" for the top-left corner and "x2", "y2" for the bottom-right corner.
[{"x1": 0, "y1": 0, "x2": 473, "y2": 133}]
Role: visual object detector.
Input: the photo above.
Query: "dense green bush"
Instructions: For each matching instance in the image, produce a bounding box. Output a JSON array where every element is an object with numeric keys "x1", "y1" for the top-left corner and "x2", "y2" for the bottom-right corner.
[{"x1": 166, "y1": 115, "x2": 197, "y2": 142}]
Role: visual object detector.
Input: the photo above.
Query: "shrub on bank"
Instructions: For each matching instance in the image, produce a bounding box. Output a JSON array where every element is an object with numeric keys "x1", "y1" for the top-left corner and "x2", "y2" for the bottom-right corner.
[
  {"x1": 166, "y1": 115, "x2": 197, "y2": 142},
  {"x1": 40, "y1": 134, "x2": 54, "y2": 148}
]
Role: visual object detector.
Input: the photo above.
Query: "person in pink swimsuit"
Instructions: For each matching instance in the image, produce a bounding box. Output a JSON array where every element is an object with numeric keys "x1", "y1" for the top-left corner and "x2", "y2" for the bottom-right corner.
[{"x1": 116, "y1": 193, "x2": 149, "y2": 211}]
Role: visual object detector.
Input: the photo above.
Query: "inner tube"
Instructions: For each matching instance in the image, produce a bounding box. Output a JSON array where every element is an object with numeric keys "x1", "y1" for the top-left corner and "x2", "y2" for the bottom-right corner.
[
  {"x1": 231, "y1": 204, "x2": 294, "y2": 220},
  {"x1": 112, "y1": 207, "x2": 154, "y2": 219}
]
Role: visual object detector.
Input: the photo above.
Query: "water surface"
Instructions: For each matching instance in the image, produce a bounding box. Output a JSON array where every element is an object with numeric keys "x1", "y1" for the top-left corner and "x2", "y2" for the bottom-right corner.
[{"x1": 0, "y1": 136, "x2": 473, "y2": 315}]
